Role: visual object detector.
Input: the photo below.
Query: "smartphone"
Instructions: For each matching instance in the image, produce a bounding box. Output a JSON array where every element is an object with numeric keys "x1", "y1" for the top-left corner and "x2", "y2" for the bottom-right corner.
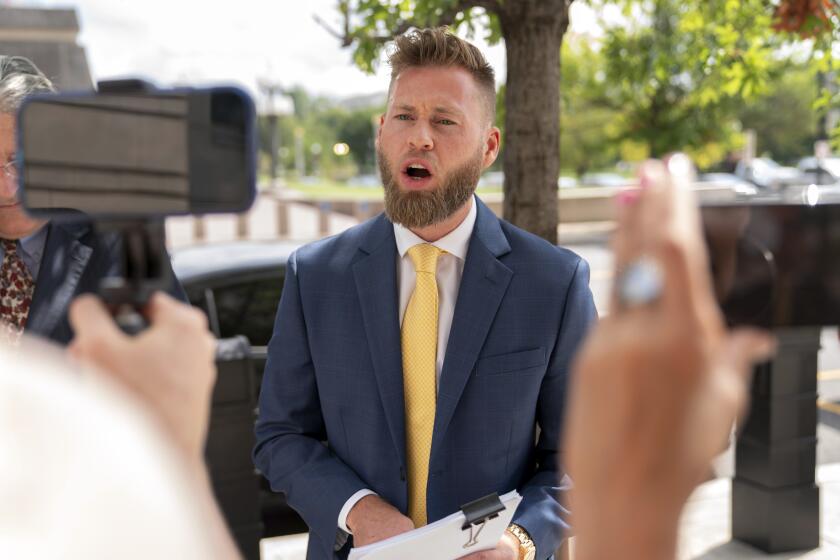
[
  {"x1": 16, "y1": 85, "x2": 256, "y2": 220},
  {"x1": 702, "y1": 200, "x2": 840, "y2": 328}
]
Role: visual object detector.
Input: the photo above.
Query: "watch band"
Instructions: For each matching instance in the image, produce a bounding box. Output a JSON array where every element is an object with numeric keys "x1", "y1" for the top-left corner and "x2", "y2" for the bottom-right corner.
[{"x1": 508, "y1": 523, "x2": 536, "y2": 560}]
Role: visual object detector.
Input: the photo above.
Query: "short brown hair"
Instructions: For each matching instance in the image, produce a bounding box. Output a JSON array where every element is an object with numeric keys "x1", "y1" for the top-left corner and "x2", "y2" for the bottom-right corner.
[{"x1": 387, "y1": 27, "x2": 496, "y2": 124}]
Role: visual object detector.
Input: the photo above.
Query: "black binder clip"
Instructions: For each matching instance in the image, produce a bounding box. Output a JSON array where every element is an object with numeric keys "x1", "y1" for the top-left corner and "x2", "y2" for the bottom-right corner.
[{"x1": 460, "y1": 493, "x2": 505, "y2": 550}]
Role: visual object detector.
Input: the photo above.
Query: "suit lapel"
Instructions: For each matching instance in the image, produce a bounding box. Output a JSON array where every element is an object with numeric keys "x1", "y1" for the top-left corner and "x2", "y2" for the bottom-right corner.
[
  {"x1": 27, "y1": 222, "x2": 94, "y2": 338},
  {"x1": 432, "y1": 200, "x2": 512, "y2": 459},
  {"x1": 352, "y1": 214, "x2": 407, "y2": 466},
  {"x1": 350, "y1": 201, "x2": 513, "y2": 468}
]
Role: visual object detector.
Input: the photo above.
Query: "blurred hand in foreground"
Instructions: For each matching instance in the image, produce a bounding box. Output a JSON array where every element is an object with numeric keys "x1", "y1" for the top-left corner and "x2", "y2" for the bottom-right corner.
[
  {"x1": 69, "y1": 292, "x2": 217, "y2": 463},
  {"x1": 565, "y1": 156, "x2": 776, "y2": 560}
]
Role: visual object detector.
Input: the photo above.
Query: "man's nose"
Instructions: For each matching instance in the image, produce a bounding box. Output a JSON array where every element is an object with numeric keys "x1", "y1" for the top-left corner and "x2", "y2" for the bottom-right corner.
[
  {"x1": 0, "y1": 174, "x2": 17, "y2": 199},
  {"x1": 408, "y1": 122, "x2": 434, "y2": 151}
]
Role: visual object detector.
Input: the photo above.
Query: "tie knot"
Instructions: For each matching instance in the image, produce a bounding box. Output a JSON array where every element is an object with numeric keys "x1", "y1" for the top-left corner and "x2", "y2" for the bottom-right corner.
[
  {"x1": 407, "y1": 243, "x2": 442, "y2": 274},
  {"x1": 1, "y1": 239, "x2": 16, "y2": 253}
]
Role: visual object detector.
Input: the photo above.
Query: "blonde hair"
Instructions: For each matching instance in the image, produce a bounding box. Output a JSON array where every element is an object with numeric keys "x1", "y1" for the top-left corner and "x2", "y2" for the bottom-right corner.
[{"x1": 388, "y1": 27, "x2": 496, "y2": 123}]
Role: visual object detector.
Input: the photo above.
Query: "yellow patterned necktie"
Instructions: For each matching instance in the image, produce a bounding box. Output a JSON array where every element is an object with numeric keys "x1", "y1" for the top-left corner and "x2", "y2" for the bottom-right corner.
[{"x1": 402, "y1": 243, "x2": 443, "y2": 527}]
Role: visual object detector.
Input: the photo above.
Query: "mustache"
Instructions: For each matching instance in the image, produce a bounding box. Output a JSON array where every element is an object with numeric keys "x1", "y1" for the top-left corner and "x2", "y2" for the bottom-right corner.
[{"x1": 400, "y1": 152, "x2": 438, "y2": 165}]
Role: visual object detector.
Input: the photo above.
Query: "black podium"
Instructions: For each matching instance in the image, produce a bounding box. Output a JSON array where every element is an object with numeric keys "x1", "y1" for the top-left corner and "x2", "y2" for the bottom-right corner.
[{"x1": 732, "y1": 328, "x2": 821, "y2": 552}]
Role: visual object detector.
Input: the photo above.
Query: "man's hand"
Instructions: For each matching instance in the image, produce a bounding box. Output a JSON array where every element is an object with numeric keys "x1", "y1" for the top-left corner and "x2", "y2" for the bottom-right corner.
[
  {"x1": 347, "y1": 494, "x2": 415, "y2": 548},
  {"x1": 458, "y1": 530, "x2": 519, "y2": 559},
  {"x1": 68, "y1": 292, "x2": 217, "y2": 462}
]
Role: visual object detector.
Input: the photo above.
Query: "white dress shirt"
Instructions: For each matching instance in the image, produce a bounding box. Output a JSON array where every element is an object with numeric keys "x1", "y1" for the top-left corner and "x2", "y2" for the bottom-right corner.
[{"x1": 337, "y1": 196, "x2": 478, "y2": 534}]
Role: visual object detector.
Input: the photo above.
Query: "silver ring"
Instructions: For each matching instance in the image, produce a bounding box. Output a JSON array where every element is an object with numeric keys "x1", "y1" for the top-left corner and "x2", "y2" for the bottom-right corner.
[{"x1": 617, "y1": 257, "x2": 664, "y2": 308}]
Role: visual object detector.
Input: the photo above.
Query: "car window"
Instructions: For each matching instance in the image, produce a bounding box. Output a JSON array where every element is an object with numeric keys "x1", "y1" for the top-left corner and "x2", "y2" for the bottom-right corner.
[
  {"x1": 213, "y1": 273, "x2": 285, "y2": 346},
  {"x1": 184, "y1": 285, "x2": 216, "y2": 332}
]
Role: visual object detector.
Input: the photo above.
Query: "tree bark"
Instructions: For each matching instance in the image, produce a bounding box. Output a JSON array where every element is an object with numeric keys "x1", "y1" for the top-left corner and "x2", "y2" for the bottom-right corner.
[{"x1": 498, "y1": 0, "x2": 571, "y2": 244}]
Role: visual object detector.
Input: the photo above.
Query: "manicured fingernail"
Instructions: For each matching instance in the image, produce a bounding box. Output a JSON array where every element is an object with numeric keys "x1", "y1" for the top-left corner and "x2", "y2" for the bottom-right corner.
[{"x1": 616, "y1": 189, "x2": 640, "y2": 206}]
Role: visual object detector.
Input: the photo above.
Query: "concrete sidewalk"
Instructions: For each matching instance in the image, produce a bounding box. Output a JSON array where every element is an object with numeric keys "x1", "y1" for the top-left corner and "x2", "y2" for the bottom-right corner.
[
  {"x1": 261, "y1": 464, "x2": 840, "y2": 559},
  {"x1": 678, "y1": 463, "x2": 840, "y2": 559}
]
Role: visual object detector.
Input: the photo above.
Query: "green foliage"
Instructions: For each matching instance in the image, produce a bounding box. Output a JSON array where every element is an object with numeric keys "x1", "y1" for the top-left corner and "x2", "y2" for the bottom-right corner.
[
  {"x1": 556, "y1": 0, "x2": 834, "y2": 169},
  {"x1": 559, "y1": 40, "x2": 622, "y2": 175},
  {"x1": 769, "y1": 1, "x2": 840, "y2": 150},
  {"x1": 593, "y1": 0, "x2": 780, "y2": 160},
  {"x1": 338, "y1": 108, "x2": 383, "y2": 171},
  {"x1": 737, "y1": 60, "x2": 821, "y2": 164},
  {"x1": 812, "y1": 53, "x2": 840, "y2": 151},
  {"x1": 328, "y1": 0, "x2": 838, "y2": 177},
  {"x1": 258, "y1": 87, "x2": 385, "y2": 180},
  {"x1": 338, "y1": 0, "x2": 501, "y2": 74}
]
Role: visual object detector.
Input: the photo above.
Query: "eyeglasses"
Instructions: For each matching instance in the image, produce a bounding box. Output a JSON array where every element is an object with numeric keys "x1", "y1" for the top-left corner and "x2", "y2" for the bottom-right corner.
[{"x1": 1, "y1": 160, "x2": 16, "y2": 180}]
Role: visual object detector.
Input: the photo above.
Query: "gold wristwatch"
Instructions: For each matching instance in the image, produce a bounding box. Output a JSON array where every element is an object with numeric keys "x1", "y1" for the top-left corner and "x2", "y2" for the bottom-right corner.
[{"x1": 507, "y1": 523, "x2": 536, "y2": 560}]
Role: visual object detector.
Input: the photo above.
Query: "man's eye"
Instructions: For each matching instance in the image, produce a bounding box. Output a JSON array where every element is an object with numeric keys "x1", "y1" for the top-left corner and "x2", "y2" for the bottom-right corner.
[
  {"x1": 396, "y1": 114, "x2": 412, "y2": 121},
  {"x1": 438, "y1": 119, "x2": 456, "y2": 125}
]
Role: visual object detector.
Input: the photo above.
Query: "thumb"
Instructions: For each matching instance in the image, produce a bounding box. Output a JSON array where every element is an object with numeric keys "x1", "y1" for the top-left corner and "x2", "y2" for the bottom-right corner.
[{"x1": 69, "y1": 294, "x2": 128, "y2": 361}]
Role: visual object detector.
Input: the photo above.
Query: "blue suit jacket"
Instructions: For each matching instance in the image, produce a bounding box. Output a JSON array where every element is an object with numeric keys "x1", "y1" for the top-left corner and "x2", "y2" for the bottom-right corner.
[
  {"x1": 26, "y1": 221, "x2": 185, "y2": 345},
  {"x1": 254, "y1": 199, "x2": 597, "y2": 559}
]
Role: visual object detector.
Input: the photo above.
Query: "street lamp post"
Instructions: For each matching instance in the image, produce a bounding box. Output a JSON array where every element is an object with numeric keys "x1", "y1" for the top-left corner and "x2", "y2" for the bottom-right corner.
[
  {"x1": 259, "y1": 80, "x2": 286, "y2": 188},
  {"x1": 294, "y1": 126, "x2": 306, "y2": 179}
]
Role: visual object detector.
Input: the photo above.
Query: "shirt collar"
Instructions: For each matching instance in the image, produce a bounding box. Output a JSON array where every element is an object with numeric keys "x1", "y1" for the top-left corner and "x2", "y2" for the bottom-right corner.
[
  {"x1": 17, "y1": 224, "x2": 48, "y2": 263},
  {"x1": 393, "y1": 195, "x2": 477, "y2": 260}
]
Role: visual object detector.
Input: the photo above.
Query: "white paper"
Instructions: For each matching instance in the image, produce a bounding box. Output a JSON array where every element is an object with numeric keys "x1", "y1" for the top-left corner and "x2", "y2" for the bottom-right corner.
[{"x1": 348, "y1": 491, "x2": 522, "y2": 560}]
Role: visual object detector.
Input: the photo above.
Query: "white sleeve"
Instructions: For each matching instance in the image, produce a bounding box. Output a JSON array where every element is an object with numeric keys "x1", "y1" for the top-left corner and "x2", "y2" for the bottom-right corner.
[{"x1": 338, "y1": 489, "x2": 378, "y2": 534}]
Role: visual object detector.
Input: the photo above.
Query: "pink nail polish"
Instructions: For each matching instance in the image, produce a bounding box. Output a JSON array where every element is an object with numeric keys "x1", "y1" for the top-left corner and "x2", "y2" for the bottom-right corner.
[{"x1": 616, "y1": 190, "x2": 640, "y2": 205}]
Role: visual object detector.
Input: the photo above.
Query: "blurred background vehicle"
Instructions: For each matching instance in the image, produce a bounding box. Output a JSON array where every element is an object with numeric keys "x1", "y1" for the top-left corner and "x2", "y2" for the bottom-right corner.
[
  {"x1": 734, "y1": 157, "x2": 807, "y2": 191},
  {"x1": 797, "y1": 156, "x2": 840, "y2": 186}
]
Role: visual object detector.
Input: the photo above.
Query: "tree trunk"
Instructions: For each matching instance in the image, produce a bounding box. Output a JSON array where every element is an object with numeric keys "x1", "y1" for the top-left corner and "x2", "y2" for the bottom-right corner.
[{"x1": 498, "y1": 0, "x2": 571, "y2": 244}]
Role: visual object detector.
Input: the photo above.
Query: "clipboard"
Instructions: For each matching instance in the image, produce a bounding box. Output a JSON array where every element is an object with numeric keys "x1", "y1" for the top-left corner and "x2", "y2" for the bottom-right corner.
[{"x1": 348, "y1": 491, "x2": 522, "y2": 560}]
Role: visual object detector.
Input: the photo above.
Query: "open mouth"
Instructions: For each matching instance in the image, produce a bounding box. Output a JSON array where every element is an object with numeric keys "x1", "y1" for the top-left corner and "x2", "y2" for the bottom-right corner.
[{"x1": 404, "y1": 163, "x2": 433, "y2": 181}]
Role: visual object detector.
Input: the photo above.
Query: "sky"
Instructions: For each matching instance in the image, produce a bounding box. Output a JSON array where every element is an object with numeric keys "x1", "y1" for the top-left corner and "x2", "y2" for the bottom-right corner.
[{"x1": 7, "y1": 0, "x2": 601, "y2": 109}]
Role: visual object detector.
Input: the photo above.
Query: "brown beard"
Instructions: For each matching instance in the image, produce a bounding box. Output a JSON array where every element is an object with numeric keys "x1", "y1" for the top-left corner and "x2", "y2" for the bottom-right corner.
[{"x1": 378, "y1": 146, "x2": 483, "y2": 229}]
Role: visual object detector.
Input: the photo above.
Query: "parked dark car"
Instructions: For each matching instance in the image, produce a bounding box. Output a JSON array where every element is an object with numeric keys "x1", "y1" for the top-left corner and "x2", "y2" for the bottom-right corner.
[
  {"x1": 171, "y1": 240, "x2": 307, "y2": 541},
  {"x1": 172, "y1": 241, "x2": 300, "y2": 353}
]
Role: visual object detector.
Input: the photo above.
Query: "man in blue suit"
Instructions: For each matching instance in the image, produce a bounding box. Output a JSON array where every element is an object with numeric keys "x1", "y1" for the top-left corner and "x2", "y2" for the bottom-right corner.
[
  {"x1": 0, "y1": 56, "x2": 183, "y2": 346},
  {"x1": 255, "y1": 29, "x2": 596, "y2": 560}
]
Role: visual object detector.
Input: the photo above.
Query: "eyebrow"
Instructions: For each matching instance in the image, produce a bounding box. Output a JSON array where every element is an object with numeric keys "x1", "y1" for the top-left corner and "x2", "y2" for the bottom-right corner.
[
  {"x1": 434, "y1": 106, "x2": 464, "y2": 118},
  {"x1": 395, "y1": 104, "x2": 465, "y2": 118}
]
